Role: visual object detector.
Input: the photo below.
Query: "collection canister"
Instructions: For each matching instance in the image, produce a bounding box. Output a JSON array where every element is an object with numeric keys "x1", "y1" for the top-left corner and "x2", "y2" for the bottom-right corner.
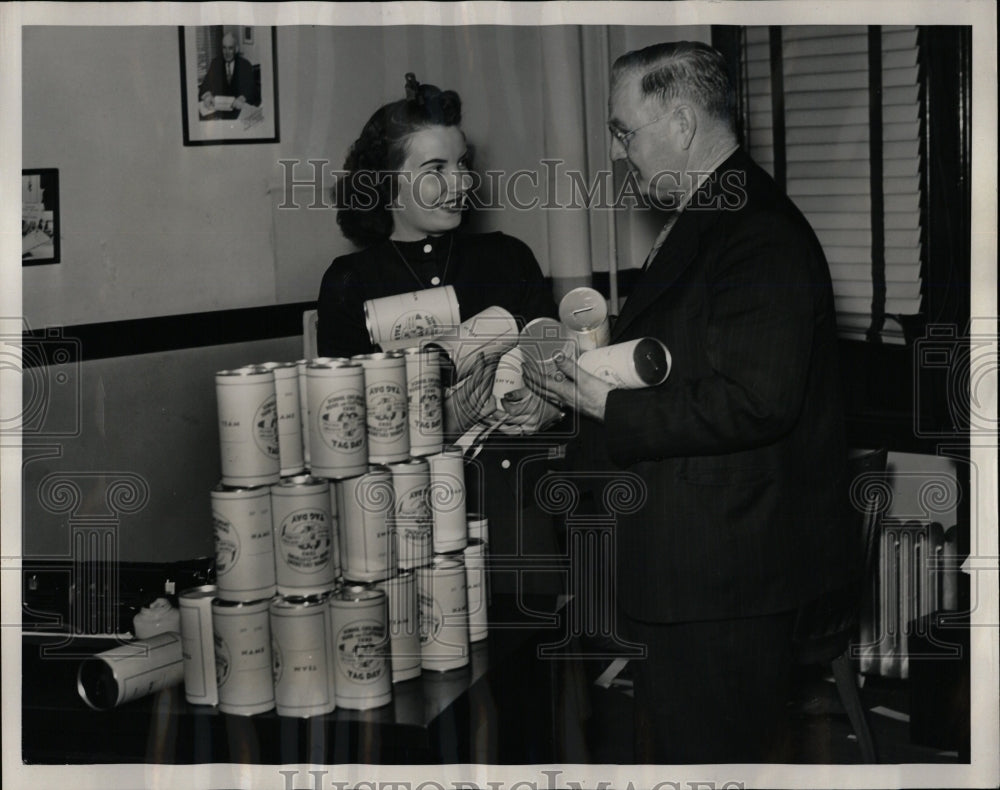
[
  {"x1": 558, "y1": 287, "x2": 610, "y2": 352},
  {"x1": 466, "y1": 512, "x2": 488, "y2": 546},
  {"x1": 417, "y1": 558, "x2": 469, "y2": 672},
  {"x1": 576, "y1": 337, "x2": 672, "y2": 388},
  {"x1": 337, "y1": 467, "x2": 396, "y2": 582},
  {"x1": 260, "y1": 361, "x2": 305, "y2": 477},
  {"x1": 307, "y1": 360, "x2": 368, "y2": 479},
  {"x1": 211, "y1": 484, "x2": 277, "y2": 602},
  {"x1": 269, "y1": 595, "x2": 336, "y2": 717},
  {"x1": 357, "y1": 352, "x2": 410, "y2": 464},
  {"x1": 375, "y1": 570, "x2": 421, "y2": 683},
  {"x1": 425, "y1": 305, "x2": 519, "y2": 381},
  {"x1": 178, "y1": 585, "x2": 219, "y2": 706},
  {"x1": 212, "y1": 597, "x2": 275, "y2": 716},
  {"x1": 492, "y1": 347, "x2": 524, "y2": 410},
  {"x1": 428, "y1": 448, "x2": 467, "y2": 554},
  {"x1": 364, "y1": 285, "x2": 460, "y2": 352},
  {"x1": 215, "y1": 367, "x2": 281, "y2": 487},
  {"x1": 295, "y1": 360, "x2": 311, "y2": 469},
  {"x1": 327, "y1": 588, "x2": 392, "y2": 709},
  {"x1": 270, "y1": 475, "x2": 338, "y2": 596},
  {"x1": 518, "y1": 317, "x2": 576, "y2": 378},
  {"x1": 404, "y1": 347, "x2": 444, "y2": 456},
  {"x1": 464, "y1": 539, "x2": 489, "y2": 642},
  {"x1": 389, "y1": 458, "x2": 432, "y2": 570},
  {"x1": 77, "y1": 632, "x2": 184, "y2": 711}
]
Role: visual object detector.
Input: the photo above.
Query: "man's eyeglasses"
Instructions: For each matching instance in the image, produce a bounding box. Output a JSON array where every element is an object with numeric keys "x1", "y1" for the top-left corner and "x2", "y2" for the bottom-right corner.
[{"x1": 608, "y1": 113, "x2": 670, "y2": 151}]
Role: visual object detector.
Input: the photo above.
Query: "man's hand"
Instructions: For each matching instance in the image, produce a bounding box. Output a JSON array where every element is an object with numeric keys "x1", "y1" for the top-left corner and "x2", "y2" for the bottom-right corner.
[
  {"x1": 523, "y1": 351, "x2": 613, "y2": 423},
  {"x1": 233, "y1": 95, "x2": 247, "y2": 111},
  {"x1": 200, "y1": 91, "x2": 215, "y2": 110}
]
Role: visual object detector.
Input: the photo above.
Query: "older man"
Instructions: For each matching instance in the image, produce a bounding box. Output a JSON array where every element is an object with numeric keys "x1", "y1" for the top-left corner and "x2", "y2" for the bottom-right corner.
[
  {"x1": 199, "y1": 32, "x2": 259, "y2": 112},
  {"x1": 527, "y1": 41, "x2": 849, "y2": 762}
]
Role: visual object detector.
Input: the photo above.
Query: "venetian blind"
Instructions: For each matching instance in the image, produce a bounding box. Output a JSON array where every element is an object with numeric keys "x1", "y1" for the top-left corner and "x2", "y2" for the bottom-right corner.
[{"x1": 743, "y1": 26, "x2": 923, "y2": 344}]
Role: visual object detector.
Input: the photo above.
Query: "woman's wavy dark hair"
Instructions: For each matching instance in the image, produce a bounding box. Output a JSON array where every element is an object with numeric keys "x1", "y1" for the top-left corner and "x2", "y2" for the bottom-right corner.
[{"x1": 336, "y1": 74, "x2": 463, "y2": 247}]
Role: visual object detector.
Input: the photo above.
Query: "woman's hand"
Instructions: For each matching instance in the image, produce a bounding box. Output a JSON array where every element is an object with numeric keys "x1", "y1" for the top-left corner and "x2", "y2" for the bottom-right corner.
[
  {"x1": 443, "y1": 352, "x2": 500, "y2": 436},
  {"x1": 522, "y1": 352, "x2": 613, "y2": 423},
  {"x1": 496, "y1": 387, "x2": 565, "y2": 434}
]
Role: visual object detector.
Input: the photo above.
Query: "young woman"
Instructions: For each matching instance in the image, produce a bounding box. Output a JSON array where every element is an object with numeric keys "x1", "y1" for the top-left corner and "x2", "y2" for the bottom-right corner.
[{"x1": 317, "y1": 74, "x2": 562, "y2": 596}]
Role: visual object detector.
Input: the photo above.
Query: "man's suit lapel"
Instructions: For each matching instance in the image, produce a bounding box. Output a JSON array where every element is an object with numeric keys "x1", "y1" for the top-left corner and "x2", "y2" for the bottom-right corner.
[
  {"x1": 610, "y1": 150, "x2": 746, "y2": 342},
  {"x1": 611, "y1": 208, "x2": 703, "y2": 342}
]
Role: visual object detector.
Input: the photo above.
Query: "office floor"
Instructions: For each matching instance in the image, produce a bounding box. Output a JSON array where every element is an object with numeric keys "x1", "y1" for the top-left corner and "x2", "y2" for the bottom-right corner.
[{"x1": 584, "y1": 662, "x2": 965, "y2": 764}]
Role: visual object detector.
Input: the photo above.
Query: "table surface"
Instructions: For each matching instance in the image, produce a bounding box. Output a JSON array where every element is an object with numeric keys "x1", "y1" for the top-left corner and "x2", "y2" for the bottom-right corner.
[{"x1": 21, "y1": 594, "x2": 588, "y2": 765}]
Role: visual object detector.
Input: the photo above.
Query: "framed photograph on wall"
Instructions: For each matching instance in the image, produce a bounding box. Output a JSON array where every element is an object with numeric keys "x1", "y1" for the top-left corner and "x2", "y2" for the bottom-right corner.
[
  {"x1": 22, "y1": 168, "x2": 60, "y2": 265},
  {"x1": 178, "y1": 25, "x2": 279, "y2": 145}
]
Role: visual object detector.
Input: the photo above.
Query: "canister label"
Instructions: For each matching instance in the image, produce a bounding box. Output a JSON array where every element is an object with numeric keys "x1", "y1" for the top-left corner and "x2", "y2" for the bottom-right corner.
[
  {"x1": 253, "y1": 394, "x2": 279, "y2": 458},
  {"x1": 367, "y1": 383, "x2": 407, "y2": 441},
  {"x1": 278, "y1": 508, "x2": 332, "y2": 574},
  {"x1": 318, "y1": 390, "x2": 366, "y2": 451},
  {"x1": 391, "y1": 311, "x2": 440, "y2": 342},
  {"x1": 336, "y1": 619, "x2": 386, "y2": 684},
  {"x1": 213, "y1": 517, "x2": 240, "y2": 574},
  {"x1": 214, "y1": 632, "x2": 231, "y2": 687}
]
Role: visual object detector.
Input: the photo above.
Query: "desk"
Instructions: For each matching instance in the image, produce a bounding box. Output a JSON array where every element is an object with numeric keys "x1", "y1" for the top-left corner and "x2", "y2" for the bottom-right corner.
[{"x1": 21, "y1": 595, "x2": 593, "y2": 764}]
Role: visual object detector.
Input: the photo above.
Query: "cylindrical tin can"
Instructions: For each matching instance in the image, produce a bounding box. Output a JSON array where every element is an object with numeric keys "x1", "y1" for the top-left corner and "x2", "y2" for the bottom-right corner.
[
  {"x1": 364, "y1": 285, "x2": 460, "y2": 352},
  {"x1": 558, "y1": 287, "x2": 611, "y2": 352},
  {"x1": 492, "y1": 347, "x2": 524, "y2": 410},
  {"x1": 296, "y1": 359, "x2": 311, "y2": 469},
  {"x1": 270, "y1": 476, "x2": 338, "y2": 596},
  {"x1": 357, "y1": 352, "x2": 410, "y2": 464},
  {"x1": 260, "y1": 361, "x2": 305, "y2": 477},
  {"x1": 464, "y1": 539, "x2": 489, "y2": 642},
  {"x1": 216, "y1": 367, "x2": 281, "y2": 487},
  {"x1": 518, "y1": 317, "x2": 576, "y2": 377},
  {"x1": 211, "y1": 485, "x2": 277, "y2": 602},
  {"x1": 269, "y1": 595, "x2": 336, "y2": 717},
  {"x1": 428, "y1": 448, "x2": 467, "y2": 554},
  {"x1": 466, "y1": 512, "x2": 488, "y2": 546},
  {"x1": 307, "y1": 360, "x2": 368, "y2": 479},
  {"x1": 426, "y1": 305, "x2": 519, "y2": 381},
  {"x1": 375, "y1": 570, "x2": 421, "y2": 683},
  {"x1": 327, "y1": 588, "x2": 392, "y2": 709},
  {"x1": 337, "y1": 467, "x2": 396, "y2": 582},
  {"x1": 132, "y1": 597, "x2": 181, "y2": 639},
  {"x1": 178, "y1": 585, "x2": 218, "y2": 706},
  {"x1": 577, "y1": 337, "x2": 672, "y2": 388},
  {"x1": 417, "y1": 558, "x2": 469, "y2": 672},
  {"x1": 389, "y1": 458, "x2": 432, "y2": 570},
  {"x1": 212, "y1": 597, "x2": 274, "y2": 716},
  {"x1": 77, "y1": 632, "x2": 183, "y2": 711},
  {"x1": 404, "y1": 347, "x2": 444, "y2": 457}
]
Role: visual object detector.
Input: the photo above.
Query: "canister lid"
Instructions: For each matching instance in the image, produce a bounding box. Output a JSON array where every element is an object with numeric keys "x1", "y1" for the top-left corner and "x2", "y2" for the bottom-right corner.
[{"x1": 631, "y1": 338, "x2": 672, "y2": 386}]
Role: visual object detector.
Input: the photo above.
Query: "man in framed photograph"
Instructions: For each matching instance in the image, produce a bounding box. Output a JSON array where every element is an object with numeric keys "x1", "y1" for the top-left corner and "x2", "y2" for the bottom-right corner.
[{"x1": 198, "y1": 31, "x2": 259, "y2": 117}]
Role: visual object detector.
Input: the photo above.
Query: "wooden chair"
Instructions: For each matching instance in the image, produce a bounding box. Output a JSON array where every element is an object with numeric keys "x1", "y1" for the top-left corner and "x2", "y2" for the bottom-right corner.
[{"x1": 793, "y1": 447, "x2": 889, "y2": 763}]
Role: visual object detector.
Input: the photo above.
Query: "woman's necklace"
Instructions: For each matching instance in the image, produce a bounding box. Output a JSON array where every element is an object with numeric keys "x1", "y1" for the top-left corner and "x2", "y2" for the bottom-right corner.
[{"x1": 389, "y1": 234, "x2": 454, "y2": 289}]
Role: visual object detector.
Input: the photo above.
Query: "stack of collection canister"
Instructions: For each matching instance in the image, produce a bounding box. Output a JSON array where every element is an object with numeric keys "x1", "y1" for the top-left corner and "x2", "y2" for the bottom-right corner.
[{"x1": 178, "y1": 347, "x2": 488, "y2": 718}]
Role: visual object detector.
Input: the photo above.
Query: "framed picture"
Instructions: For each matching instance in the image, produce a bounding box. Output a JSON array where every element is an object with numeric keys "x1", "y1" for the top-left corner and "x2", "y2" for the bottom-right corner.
[
  {"x1": 22, "y1": 168, "x2": 60, "y2": 265},
  {"x1": 178, "y1": 25, "x2": 279, "y2": 146}
]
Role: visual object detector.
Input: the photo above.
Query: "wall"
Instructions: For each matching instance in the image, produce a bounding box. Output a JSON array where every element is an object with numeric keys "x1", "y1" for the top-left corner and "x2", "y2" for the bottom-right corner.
[
  {"x1": 19, "y1": 23, "x2": 706, "y2": 563},
  {"x1": 22, "y1": 337, "x2": 301, "y2": 562}
]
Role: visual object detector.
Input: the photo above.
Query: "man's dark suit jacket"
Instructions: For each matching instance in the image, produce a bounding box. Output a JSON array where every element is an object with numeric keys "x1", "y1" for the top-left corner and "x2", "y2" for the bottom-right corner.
[
  {"x1": 587, "y1": 148, "x2": 850, "y2": 624},
  {"x1": 199, "y1": 55, "x2": 259, "y2": 106}
]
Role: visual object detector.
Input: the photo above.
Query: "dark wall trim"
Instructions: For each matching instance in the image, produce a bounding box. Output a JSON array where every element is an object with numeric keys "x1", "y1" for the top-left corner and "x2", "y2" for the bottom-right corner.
[
  {"x1": 22, "y1": 302, "x2": 314, "y2": 367},
  {"x1": 866, "y1": 26, "x2": 887, "y2": 341},
  {"x1": 767, "y1": 26, "x2": 786, "y2": 191},
  {"x1": 23, "y1": 271, "x2": 648, "y2": 368}
]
